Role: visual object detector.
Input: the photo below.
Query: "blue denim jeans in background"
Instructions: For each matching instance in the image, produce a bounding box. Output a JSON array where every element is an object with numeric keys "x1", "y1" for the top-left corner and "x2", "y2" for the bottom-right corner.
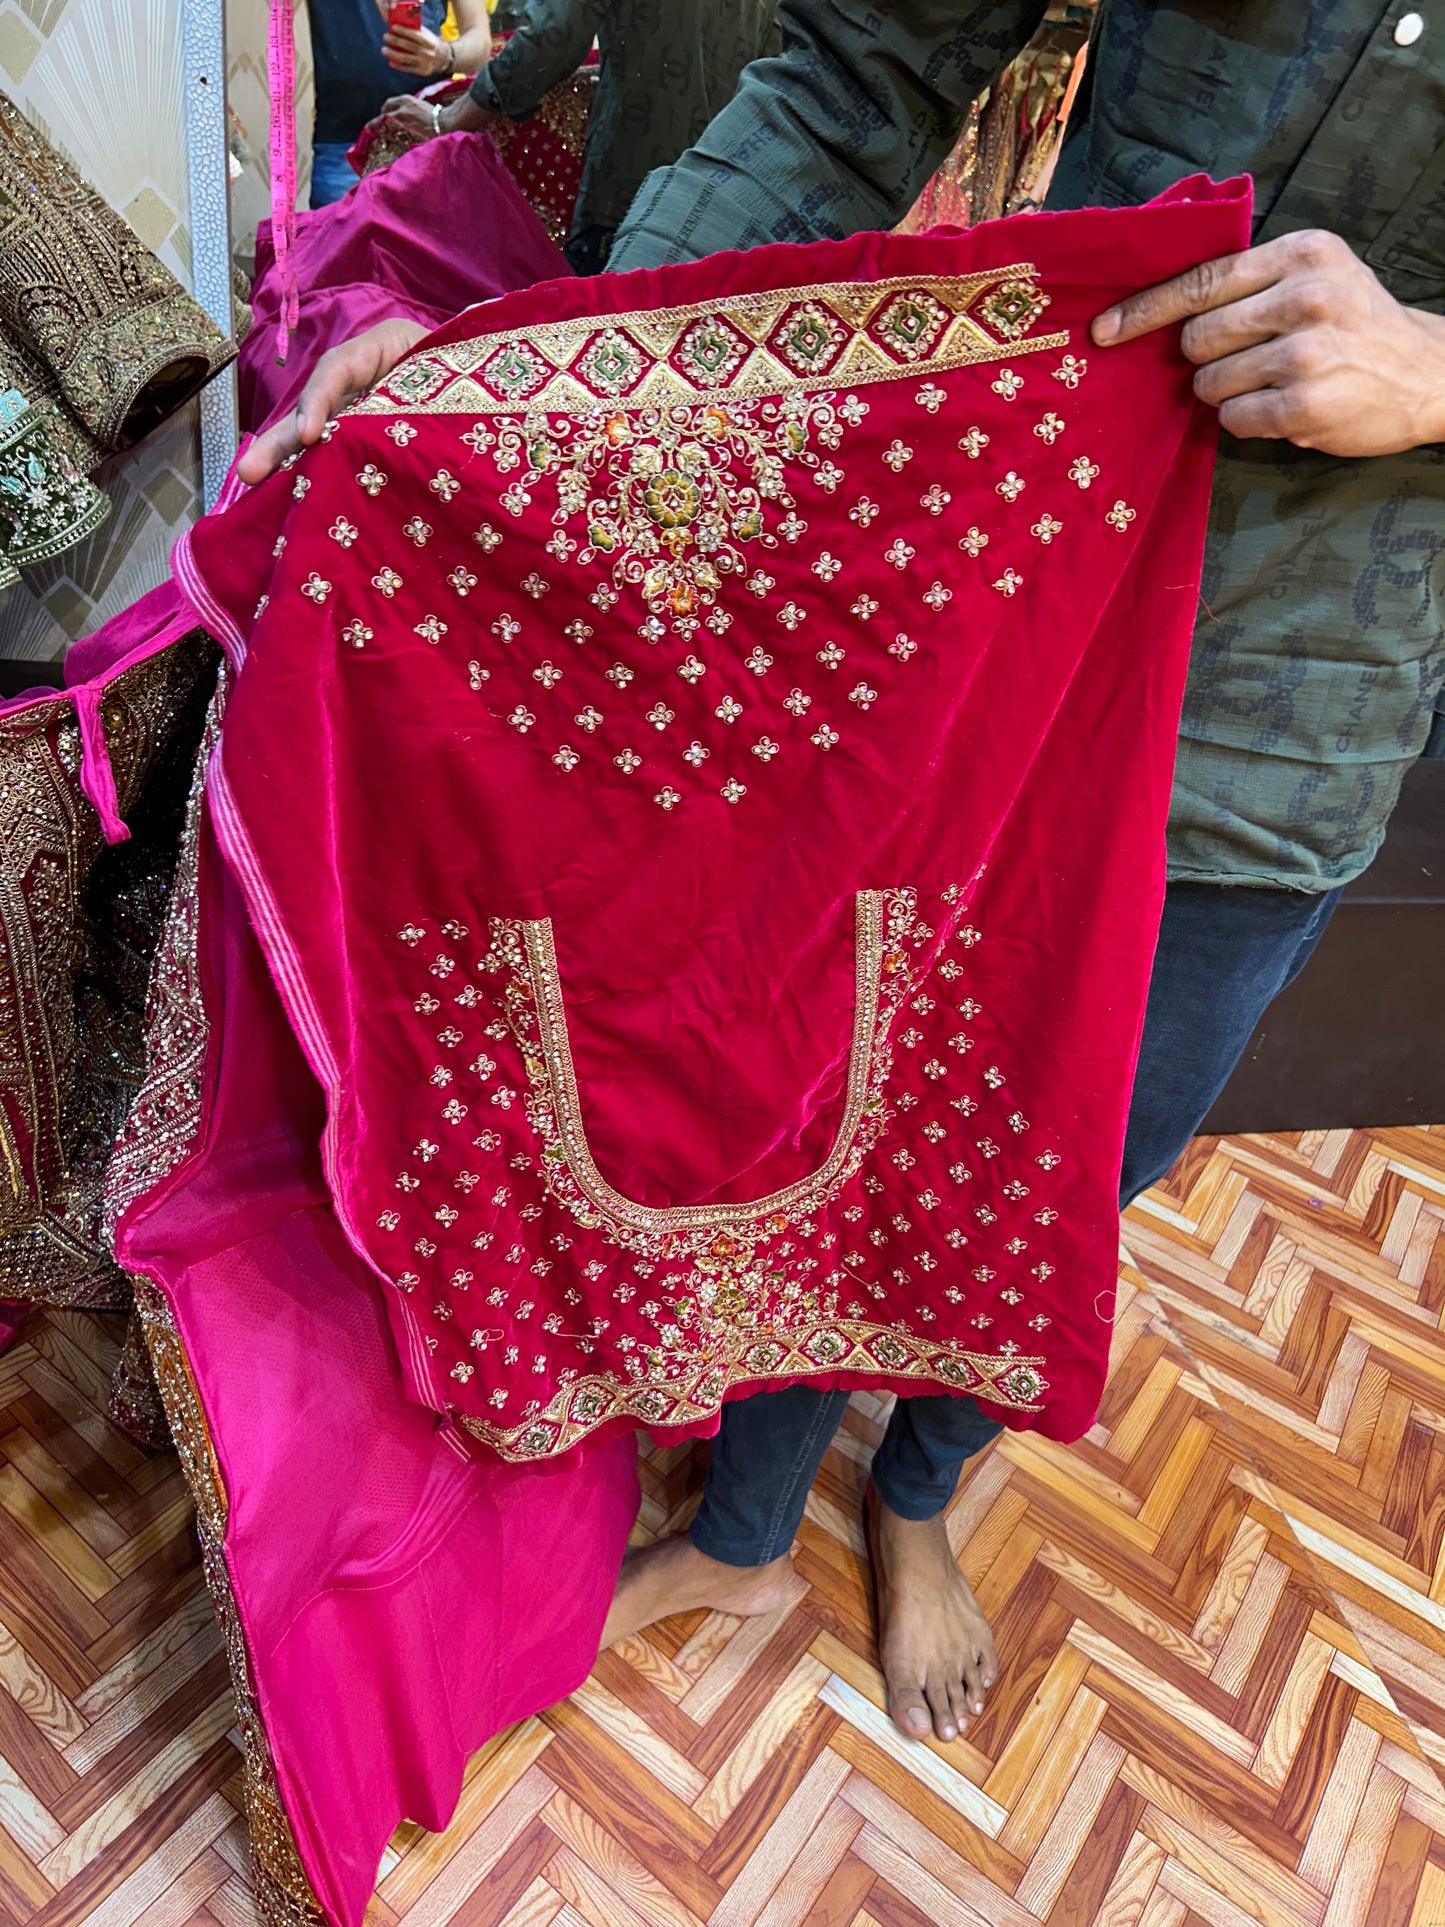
[
  {"x1": 688, "y1": 880, "x2": 1342, "y2": 1567},
  {"x1": 309, "y1": 141, "x2": 359, "y2": 208}
]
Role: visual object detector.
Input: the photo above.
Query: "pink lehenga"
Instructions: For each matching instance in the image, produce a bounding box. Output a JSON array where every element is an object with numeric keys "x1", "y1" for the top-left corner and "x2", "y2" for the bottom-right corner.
[{"x1": 104, "y1": 180, "x2": 1247, "y2": 1924}]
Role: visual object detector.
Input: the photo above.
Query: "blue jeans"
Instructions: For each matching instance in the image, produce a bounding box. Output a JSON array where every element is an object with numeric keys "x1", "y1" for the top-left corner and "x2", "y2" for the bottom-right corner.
[
  {"x1": 689, "y1": 880, "x2": 1342, "y2": 1566},
  {"x1": 310, "y1": 142, "x2": 358, "y2": 208}
]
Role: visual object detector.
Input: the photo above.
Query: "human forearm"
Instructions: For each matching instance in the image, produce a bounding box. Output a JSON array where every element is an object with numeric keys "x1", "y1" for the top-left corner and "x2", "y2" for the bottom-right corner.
[
  {"x1": 469, "y1": 0, "x2": 598, "y2": 122},
  {"x1": 609, "y1": 0, "x2": 1048, "y2": 271},
  {"x1": 447, "y1": 0, "x2": 493, "y2": 78}
]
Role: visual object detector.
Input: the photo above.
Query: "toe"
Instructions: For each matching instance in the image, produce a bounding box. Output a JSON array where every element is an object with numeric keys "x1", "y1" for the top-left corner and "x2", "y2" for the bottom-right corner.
[
  {"x1": 946, "y1": 1677, "x2": 973, "y2": 1738},
  {"x1": 961, "y1": 1649, "x2": 991, "y2": 1718},
  {"x1": 925, "y1": 1679, "x2": 958, "y2": 1742},
  {"x1": 887, "y1": 1681, "x2": 934, "y2": 1742}
]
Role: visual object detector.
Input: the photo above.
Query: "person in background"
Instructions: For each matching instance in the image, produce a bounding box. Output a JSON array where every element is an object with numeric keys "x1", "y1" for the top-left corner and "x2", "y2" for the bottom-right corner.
[
  {"x1": 374, "y1": 0, "x2": 778, "y2": 274},
  {"x1": 308, "y1": 0, "x2": 492, "y2": 207}
]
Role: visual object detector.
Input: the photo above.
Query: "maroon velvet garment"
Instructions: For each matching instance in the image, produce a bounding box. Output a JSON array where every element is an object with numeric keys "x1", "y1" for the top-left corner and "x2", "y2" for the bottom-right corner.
[{"x1": 179, "y1": 179, "x2": 1249, "y2": 1464}]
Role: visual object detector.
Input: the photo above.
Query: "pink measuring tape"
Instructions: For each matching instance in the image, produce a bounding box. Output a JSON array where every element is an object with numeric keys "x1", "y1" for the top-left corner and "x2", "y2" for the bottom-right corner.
[{"x1": 267, "y1": 0, "x2": 301, "y2": 362}]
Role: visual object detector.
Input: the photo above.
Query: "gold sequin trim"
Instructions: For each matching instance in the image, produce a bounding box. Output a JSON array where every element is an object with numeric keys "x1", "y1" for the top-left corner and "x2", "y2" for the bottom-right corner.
[{"x1": 351, "y1": 266, "x2": 1068, "y2": 419}]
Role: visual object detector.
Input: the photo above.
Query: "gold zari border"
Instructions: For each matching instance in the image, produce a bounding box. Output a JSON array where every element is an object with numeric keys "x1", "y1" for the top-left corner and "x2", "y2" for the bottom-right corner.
[
  {"x1": 350, "y1": 265, "x2": 1070, "y2": 417},
  {"x1": 458, "y1": 1317, "x2": 1046, "y2": 1461}
]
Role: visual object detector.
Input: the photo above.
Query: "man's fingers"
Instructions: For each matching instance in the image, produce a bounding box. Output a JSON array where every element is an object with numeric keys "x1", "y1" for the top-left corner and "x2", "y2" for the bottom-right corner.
[
  {"x1": 1216, "y1": 387, "x2": 1297, "y2": 442},
  {"x1": 1090, "y1": 233, "x2": 1324, "y2": 347},
  {"x1": 1189, "y1": 338, "x2": 1305, "y2": 408},
  {"x1": 232, "y1": 321, "x2": 428, "y2": 487},
  {"x1": 236, "y1": 418, "x2": 303, "y2": 484},
  {"x1": 1092, "y1": 231, "x2": 1360, "y2": 348},
  {"x1": 1093, "y1": 251, "x2": 1259, "y2": 345}
]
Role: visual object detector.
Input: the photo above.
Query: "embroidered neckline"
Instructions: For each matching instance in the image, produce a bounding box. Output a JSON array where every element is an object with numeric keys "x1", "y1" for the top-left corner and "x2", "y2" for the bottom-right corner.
[{"x1": 519, "y1": 891, "x2": 888, "y2": 1237}]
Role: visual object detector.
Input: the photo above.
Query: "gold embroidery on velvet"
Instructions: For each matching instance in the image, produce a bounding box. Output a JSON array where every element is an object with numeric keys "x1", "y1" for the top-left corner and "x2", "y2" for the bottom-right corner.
[
  {"x1": 0, "y1": 636, "x2": 219, "y2": 1310},
  {"x1": 101, "y1": 669, "x2": 226, "y2": 1244},
  {"x1": 517, "y1": 891, "x2": 890, "y2": 1236},
  {"x1": 419, "y1": 890, "x2": 1051, "y2": 1460},
  {"x1": 488, "y1": 389, "x2": 858, "y2": 635},
  {"x1": 353, "y1": 266, "x2": 1067, "y2": 420},
  {"x1": 458, "y1": 1321, "x2": 1048, "y2": 1461},
  {"x1": 0, "y1": 92, "x2": 235, "y2": 450},
  {"x1": 0, "y1": 392, "x2": 109, "y2": 582}
]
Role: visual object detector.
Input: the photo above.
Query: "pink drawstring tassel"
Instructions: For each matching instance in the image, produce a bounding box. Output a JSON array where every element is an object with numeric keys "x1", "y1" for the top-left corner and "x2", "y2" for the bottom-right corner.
[{"x1": 268, "y1": 0, "x2": 301, "y2": 363}]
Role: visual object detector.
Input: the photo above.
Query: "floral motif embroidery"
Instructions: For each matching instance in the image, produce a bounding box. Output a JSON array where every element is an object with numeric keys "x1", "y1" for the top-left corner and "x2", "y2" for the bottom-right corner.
[
  {"x1": 1053, "y1": 355, "x2": 1087, "y2": 387},
  {"x1": 301, "y1": 573, "x2": 331, "y2": 603},
  {"x1": 1030, "y1": 514, "x2": 1063, "y2": 545},
  {"x1": 993, "y1": 570, "x2": 1023, "y2": 597},
  {"x1": 1106, "y1": 499, "x2": 1137, "y2": 532},
  {"x1": 1068, "y1": 456, "x2": 1100, "y2": 489},
  {"x1": 484, "y1": 392, "x2": 857, "y2": 639}
]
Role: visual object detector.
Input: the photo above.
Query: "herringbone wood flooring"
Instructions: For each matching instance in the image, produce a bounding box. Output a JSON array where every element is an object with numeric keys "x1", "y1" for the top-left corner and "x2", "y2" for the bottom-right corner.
[{"x1": 3, "y1": 1130, "x2": 1445, "y2": 1926}]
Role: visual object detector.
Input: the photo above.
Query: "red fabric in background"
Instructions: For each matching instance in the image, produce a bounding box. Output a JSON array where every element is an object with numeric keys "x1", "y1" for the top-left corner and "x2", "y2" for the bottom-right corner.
[
  {"x1": 183, "y1": 180, "x2": 1251, "y2": 1461},
  {"x1": 239, "y1": 131, "x2": 568, "y2": 433}
]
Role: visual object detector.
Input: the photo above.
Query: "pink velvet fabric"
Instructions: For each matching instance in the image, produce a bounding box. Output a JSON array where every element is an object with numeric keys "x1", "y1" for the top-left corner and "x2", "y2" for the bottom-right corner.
[
  {"x1": 113, "y1": 804, "x2": 638, "y2": 1927},
  {"x1": 179, "y1": 180, "x2": 1251, "y2": 1462},
  {"x1": 240, "y1": 131, "x2": 570, "y2": 434}
]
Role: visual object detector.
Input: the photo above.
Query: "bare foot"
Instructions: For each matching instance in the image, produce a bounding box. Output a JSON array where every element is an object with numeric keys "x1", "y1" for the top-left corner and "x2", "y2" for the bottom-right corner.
[
  {"x1": 601, "y1": 1533, "x2": 795, "y2": 1648},
  {"x1": 866, "y1": 1485, "x2": 998, "y2": 1744}
]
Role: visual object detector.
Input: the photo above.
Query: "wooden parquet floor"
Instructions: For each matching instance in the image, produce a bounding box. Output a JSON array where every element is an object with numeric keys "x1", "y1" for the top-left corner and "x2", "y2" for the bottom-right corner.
[{"x1": 3, "y1": 1129, "x2": 1445, "y2": 1927}]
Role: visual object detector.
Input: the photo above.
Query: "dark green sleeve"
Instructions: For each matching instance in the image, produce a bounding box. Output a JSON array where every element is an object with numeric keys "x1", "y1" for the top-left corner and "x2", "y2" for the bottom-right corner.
[
  {"x1": 608, "y1": 0, "x2": 1050, "y2": 270},
  {"x1": 469, "y1": 0, "x2": 600, "y2": 123}
]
